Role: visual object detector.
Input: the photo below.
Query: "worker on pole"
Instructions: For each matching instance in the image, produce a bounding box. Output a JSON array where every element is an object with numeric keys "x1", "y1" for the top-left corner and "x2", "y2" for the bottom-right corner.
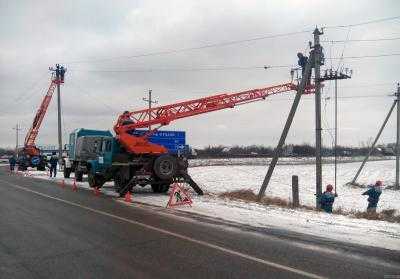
[{"x1": 297, "y1": 52, "x2": 311, "y2": 85}]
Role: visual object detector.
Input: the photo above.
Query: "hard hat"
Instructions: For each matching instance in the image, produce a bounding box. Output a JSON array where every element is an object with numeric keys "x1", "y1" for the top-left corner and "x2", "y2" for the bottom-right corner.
[
  {"x1": 375, "y1": 180, "x2": 383, "y2": 186},
  {"x1": 326, "y1": 184, "x2": 333, "y2": 191}
]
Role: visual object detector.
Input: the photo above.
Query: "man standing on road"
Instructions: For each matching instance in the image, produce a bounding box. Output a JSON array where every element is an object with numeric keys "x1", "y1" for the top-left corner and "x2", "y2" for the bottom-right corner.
[
  {"x1": 8, "y1": 156, "x2": 16, "y2": 172},
  {"x1": 362, "y1": 180, "x2": 382, "y2": 213},
  {"x1": 318, "y1": 184, "x2": 337, "y2": 213},
  {"x1": 49, "y1": 152, "x2": 58, "y2": 178}
]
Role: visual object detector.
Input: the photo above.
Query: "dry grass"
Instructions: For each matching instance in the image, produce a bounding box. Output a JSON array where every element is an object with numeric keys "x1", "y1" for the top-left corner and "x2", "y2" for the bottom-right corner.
[
  {"x1": 218, "y1": 189, "x2": 400, "y2": 223},
  {"x1": 218, "y1": 189, "x2": 313, "y2": 210}
]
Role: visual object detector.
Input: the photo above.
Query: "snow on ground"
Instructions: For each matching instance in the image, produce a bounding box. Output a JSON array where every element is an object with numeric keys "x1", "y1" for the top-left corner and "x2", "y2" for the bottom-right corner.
[
  {"x1": 22, "y1": 158, "x2": 400, "y2": 251},
  {"x1": 190, "y1": 159, "x2": 400, "y2": 212}
]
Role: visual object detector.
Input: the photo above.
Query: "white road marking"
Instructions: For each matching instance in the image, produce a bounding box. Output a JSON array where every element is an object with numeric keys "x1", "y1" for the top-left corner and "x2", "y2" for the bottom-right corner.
[{"x1": 2, "y1": 179, "x2": 326, "y2": 279}]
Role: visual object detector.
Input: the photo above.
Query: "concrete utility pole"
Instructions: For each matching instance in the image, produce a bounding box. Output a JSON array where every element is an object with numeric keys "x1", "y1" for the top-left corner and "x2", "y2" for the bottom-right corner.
[
  {"x1": 257, "y1": 50, "x2": 314, "y2": 200},
  {"x1": 351, "y1": 100, "x2": 397, "y2": 184},
  {"x1": 13, "y1": 124, "x2": 22, "y2": 156},
  {"x1": 313, "y1": 28, "x2": 324, "y2": 208},
  {"x1": 56, "y1": 66, "x2": 63, "y2": 167},
  {"x1": 49, "y1": 64, "x2": 66, "y2": 167},
  {"x1": 143, "y1": 89, "x2": 158, "y2": 131},
  {"x1": 396, "y1": 83, "x2": 400, "y2": 189}
]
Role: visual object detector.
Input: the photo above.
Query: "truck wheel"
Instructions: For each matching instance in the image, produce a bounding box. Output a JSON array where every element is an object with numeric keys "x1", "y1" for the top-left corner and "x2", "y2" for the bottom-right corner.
[
  {"x1": 75, "y1": 171, "x2": 83, "y2": 182},
  {"x1": 64, "y1": 167, "x2": 71, "y2": 178},
  {"x1": 88, "y1": 173, "x2": 105, "y2": 188},
  {"x1": 153, "y1": 155, "x2": 177, "y2": 180}
]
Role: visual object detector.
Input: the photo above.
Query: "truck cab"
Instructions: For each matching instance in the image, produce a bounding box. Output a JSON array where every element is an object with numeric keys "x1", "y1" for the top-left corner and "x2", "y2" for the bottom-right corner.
[{"x1": 63, "y1": 128, "x2": 114, "y2": 181}]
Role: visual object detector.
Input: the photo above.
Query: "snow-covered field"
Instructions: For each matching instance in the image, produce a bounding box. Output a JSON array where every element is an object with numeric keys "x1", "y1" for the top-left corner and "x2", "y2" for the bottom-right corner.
[
  {"x1": 190, "y1": 158, "x2": 400, "y2": 212},
  {"x1": 16, "y1": 158, "x2": 400, "y2": 251}
]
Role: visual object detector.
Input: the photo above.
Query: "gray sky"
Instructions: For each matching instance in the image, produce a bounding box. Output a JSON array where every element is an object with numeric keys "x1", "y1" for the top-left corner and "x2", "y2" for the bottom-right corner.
[{"x1": 1, "y1": 0, "x2": 399, "y2": 149}]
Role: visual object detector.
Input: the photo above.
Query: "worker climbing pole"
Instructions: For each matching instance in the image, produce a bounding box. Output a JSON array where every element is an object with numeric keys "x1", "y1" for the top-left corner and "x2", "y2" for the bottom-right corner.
[{"x1": 257, "y1": 29, "x2": 319, "y2": 201}]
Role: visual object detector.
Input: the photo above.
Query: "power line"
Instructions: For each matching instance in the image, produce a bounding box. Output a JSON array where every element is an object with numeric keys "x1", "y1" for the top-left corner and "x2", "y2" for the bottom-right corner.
[
  {"x1": 322, "y1": 36, "x2": 400, "y2": 43},
  {"x1": 330, "y1": 53, "x2": 400, "y2": 59},
  {"x1": 67, "y1": 52, "x2": 400, "y2": 74},
  {"x1": 324, "y1": 15, "x2": 400, "y2": 29},
  {"x1": 67, "y1": 78, "x2": 119, "y2": 114},
  {"x1": 62, "y1": 15, "x2": 400, "y2": 65},
  {"x1": 69, "y1": 64, "x2": 292, "y2": 73},
  {"x1": 65, "y1": 30, "x2": 311, "y2": 64},
  {"x1": 268, "y1": 94, "x2": 392, "y2": 102}
]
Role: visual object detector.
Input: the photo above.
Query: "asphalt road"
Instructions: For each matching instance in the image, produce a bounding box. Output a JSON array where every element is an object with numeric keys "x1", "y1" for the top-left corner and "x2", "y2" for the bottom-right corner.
[{"x1": 0, "y1": 166, "x2": 399, "y2": 279}]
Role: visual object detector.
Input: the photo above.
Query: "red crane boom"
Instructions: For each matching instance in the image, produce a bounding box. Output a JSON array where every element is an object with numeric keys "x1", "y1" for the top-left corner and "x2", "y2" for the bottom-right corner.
[
  {"x1": 114, "y1": 82, "x2": 315, "y2": 155},
  {"x1": 23, "y1": 77, "x2": 61, "y2": 156}
]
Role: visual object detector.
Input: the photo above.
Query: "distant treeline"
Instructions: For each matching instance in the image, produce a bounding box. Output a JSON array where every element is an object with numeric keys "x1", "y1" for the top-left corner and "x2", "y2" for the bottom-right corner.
[
  {"x1": 194, "y1": 143, "x2": 396, "y2": 158},
  {"x1": 0, "y1": 148, "x2": 14, "y2": 157},
  {"x1": 0, "y1": 144, "x2": 396, "y2": 158}
]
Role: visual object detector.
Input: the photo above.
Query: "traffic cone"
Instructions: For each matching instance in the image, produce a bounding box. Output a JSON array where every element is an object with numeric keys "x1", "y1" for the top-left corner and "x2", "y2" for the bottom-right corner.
[
  {"x1": 72, "y1": 178, "x2": 78, "y2": 192},
  {"x1": 59, "y1": 179, "x2": 65, "y2": 188},
  {"x1": 94, "y1": 187, "x2": 100, "y2": 196},
  {"x1": 124, "y1": 191, "x2": 132, "y2": 203}
]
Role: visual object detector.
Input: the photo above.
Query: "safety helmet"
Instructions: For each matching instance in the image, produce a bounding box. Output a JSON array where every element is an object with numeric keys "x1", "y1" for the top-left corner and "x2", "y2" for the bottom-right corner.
[
  {"x1": 375, "y1": 180, "x2": 383, "y2": 186},
  {"x1": 326, "y1": 184, "x2": 333, "y2": 191}
]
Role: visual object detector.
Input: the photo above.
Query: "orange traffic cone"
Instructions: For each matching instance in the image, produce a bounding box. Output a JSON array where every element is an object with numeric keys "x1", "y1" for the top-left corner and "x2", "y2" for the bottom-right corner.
[
  {"x1": 72, "y1": 178, "x2": 78, "y2": 192},
  {"x1": 124, "y1": 191, "x2": 132, "y2": 202},
  {"x1": 94, "y1": 187, "x2": 100, "y2": 196}
]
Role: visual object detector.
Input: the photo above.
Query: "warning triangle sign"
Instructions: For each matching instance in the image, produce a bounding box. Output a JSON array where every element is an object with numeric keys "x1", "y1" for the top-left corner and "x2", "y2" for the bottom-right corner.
[{"x1": 167, "y1": 183, "x2": 193, "y2": 208}]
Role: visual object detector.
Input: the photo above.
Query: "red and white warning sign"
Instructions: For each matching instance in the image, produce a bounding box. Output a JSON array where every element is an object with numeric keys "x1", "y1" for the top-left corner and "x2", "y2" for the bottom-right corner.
[{"x1": 166, "y1": 183, "x2": 193, "y2": 208}]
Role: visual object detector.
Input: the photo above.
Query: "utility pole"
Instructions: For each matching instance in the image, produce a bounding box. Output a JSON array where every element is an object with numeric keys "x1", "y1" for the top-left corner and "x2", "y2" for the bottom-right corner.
[
  {"x1": 396, "y1": 83, "x2": 400, "y2": 189},
  {"x1": 49, "y1": 64, "x2": 66, "y2": 167},
  {"x1": 57, "y1": 68, "x2": 62, "y2": 166},
  {"x1": 313, "y1": 27, "x2": 323, "y2": 208},
  {"x1": 351, "y1": 100, "x2": 397, "y2": 184},
  {"x1": 143, "y1": 89, "x2": 158, "y2": 131},
  {"x1": 257, "y1": 48, "x2": 314, "y2": 200},
  {"x1": 13, "y1": 124, "x2": 22, "y2": 156},
  {"x1": 335, "y1": 78, "x2": 338, "y2": 192}
]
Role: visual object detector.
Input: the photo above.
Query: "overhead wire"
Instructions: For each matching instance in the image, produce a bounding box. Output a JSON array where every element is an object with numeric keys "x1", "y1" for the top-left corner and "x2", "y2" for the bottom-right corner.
[
  {"x1": 69, "y1": 64, "x2": 292, "y2": 73},
  {"x1": 13, "y1": 72, "x2": 49, "y2": 103},
  {"x1": 64, "y1": 30, "x2": 312, "y2": 64},
  {"x1": 61, "y1": 15, "x2": 400, "y2": 65},
  {"x1": 67, "y1": 75, "x2": 119, "y2": 115},
  {"x1": 336, "y1": 26, "x2": 352, "y2": 71},
  {"x1": 323, "y1": 15, "x2": 400, "y2": 29},
  {"x1": 322, "y1": 37, "x2": 400, "y2": 43}
]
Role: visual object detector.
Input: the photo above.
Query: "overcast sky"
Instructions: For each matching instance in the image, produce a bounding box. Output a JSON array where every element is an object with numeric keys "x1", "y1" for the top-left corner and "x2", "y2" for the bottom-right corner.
[{"x1": 1, "y1": 0, "x2": 399, "y2": 149}]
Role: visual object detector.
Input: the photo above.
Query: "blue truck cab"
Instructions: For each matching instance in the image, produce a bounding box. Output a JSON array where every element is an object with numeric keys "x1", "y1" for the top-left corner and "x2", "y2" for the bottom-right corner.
[{"x1": 64, "y1": 128, "x2": 114, "y2": 181}]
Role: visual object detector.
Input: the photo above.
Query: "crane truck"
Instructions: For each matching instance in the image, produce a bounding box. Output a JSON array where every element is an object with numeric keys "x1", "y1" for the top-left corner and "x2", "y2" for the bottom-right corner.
[
  {"x1": 17, "y1": 65, "x2": 66, "y2": 170},
  {"x1": 64, "y1": 82, "x2": 315, "y2": 196}
]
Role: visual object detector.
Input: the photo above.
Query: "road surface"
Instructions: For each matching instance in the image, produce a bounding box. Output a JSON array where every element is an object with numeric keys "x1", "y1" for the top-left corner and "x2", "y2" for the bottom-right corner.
[{"x1": 0, "y1": 166, "x2": 399, "y2": 278}]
